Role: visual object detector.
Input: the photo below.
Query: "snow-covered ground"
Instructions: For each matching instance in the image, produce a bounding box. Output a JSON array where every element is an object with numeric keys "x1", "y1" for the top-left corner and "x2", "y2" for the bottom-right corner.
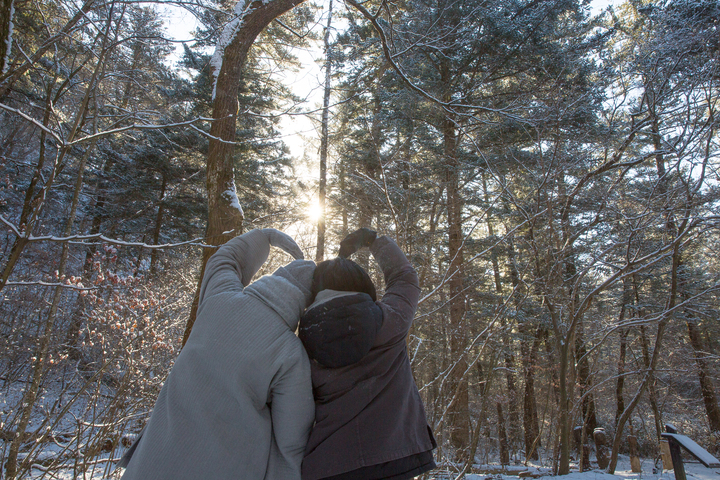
[
  {"x1": 20, "y1": 451, "x2": 720, "y2": 479},
  {"x1": 456, "y1": 457, "x2": 720, "y2": 480}
]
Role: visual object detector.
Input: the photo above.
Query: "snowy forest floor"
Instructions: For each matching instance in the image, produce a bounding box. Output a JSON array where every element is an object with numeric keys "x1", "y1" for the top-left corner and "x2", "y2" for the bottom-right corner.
[
  {"x1": 456, "y1": 458, "x2": 720, "y2": 480},
  {"x1": 28, "y1": 453, "x2": 720, "y2": 479},
  {"x1": 5, "y1": 372, "x2": 720, "y2": 480}
]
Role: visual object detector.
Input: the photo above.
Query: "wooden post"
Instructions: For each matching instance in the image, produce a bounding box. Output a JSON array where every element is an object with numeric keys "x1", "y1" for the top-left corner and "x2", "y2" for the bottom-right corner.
[
  {"x1": 594, "y1": 428, "x2": 609, "y2": 470},
  {"x1": 628, "y1": 435, "x2": 642, "y2": 473},
  {"x1": 666, "y1": 437, "x2": 687, "y2": 480},
  {"x1": 660, "y1": 440, "x2": 673, "y2": 470}
]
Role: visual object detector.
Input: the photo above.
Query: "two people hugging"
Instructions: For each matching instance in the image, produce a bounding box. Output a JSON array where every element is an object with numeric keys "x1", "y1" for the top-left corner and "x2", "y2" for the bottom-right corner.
[{"x1": 118, "y1": 227, "x2": 437, "y2": 480}]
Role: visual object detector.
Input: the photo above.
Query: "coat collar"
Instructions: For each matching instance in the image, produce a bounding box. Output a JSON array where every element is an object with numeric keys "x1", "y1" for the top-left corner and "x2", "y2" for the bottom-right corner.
[{"x1": 310, "y1": 289, "x2": 361, "y2": 309}]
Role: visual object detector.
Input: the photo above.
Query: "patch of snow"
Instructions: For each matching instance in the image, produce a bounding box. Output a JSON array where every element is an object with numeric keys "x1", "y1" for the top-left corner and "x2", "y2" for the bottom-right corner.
[
  {"x1": 210, "y1": 0, "x2": 249, "y2": 100},
  {"x1": 223, "y1": 182, "x2": 244, "y2": 216}
]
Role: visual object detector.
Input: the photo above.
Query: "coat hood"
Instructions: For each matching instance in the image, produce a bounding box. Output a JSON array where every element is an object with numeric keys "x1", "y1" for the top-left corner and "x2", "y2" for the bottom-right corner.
[
  {"x1": 244, "y1": 259, "x2": 315, "y2": 331},
  {"x1": 298, "y1": 290, "x2": 383, "y2": 368}
]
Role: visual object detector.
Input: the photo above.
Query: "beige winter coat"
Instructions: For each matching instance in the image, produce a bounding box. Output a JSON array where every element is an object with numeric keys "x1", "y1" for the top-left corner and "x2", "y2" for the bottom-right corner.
[{"x1": 120, "y1": 229, "x2": 316, "y2": 480}]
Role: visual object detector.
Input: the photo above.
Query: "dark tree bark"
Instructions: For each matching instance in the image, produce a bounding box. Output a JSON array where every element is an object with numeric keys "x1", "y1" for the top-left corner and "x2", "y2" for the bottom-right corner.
[
  {"x1": 522, "y1": 326, "x2": 541, "y2": 460},
  {"x1": 498, "y1": 402, "x2": 510, "y2": 465},
  {"x1": 575, "y1": 319, "x2": 598, "y2": 434},
  {"x1": 687, "y1": 320, "x2": 720, "y2": 433},
  {"x1": 615, "y1": 276, "x2": 632, "y2": 427},
  {"x1": 1, "y1": 83, "x2": 53, "y2": 292},
  {"x1": 444, "y1": 109, "x2": 468, "y2": 455},
  {"x1": 615, "y1": 327, "x2": 628, "y2": 427},
  {"x1": 150, "y1": 173, "x2": 168, "y2": 274},
  {"x1": 316, "y1": 0, "x2": 333, "y2": 262},
  {"x1": 485, "y1": 175, "x2": 521, "y2": 451}
]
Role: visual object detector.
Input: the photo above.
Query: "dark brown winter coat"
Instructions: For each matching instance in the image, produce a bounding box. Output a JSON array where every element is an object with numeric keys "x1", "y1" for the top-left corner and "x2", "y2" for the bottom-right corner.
[{"x1": 299, "y1": 236, "x2": 436, "y2": 480}]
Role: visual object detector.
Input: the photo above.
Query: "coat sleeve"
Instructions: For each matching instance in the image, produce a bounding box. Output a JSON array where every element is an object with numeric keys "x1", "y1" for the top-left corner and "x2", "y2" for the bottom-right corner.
[
  {"x1": 198, "y1": 229, "x2": 271, "y2": 307},
  {"x1": 371, "y1": 236, "x2": 421, "y2": 346},
  {"x1": 264, "y1": 344, "x2": 315, "y2": 480}
]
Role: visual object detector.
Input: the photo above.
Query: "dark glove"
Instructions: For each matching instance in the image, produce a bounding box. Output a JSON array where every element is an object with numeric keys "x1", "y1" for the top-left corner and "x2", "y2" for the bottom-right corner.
[
  {"x1": 262, "y1": 228, "x2": 304, "y2": 260},
  {"x1": 338, "y1": 228, "x2": 377, "y2": 258}
]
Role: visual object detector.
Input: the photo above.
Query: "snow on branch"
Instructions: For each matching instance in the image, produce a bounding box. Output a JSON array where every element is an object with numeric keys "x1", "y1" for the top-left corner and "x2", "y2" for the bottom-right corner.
[
  {"x1": 0, "y1": 215, "x2": 229, "y2": 249},
  {"x1": 68, "y1": 117, "x2": 223, "y2": 145},
  {"x1": 0, "y1": 102, "x2": 65, "y2": 145},
  {"x1": 5, "y1": 281, "x2": 98, "y2": 291},
  {"x1": 189, "y1": 123, "x2": 239, "y2": 145},
  {"x1": 210, "y1": 0, "x2": 250, "y2": 100},
  {"x1": 0, "y1": 102, "x2": 229, "y2": 146}
]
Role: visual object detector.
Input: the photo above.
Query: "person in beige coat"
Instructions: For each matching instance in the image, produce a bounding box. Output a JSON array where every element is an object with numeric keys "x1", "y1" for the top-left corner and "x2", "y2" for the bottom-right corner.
[{"x1": 119, "y1": 229, "x2": 316, "y2": 480}]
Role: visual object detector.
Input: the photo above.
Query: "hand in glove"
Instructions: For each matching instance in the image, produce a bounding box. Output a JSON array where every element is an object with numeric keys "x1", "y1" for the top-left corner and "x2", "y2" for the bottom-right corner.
[
  {"x1": 338, "y1": 228, "x2": 377, "y2": 258},
  {"x1": 262, "y1": 228, "x2": 304, "y2": 260}
]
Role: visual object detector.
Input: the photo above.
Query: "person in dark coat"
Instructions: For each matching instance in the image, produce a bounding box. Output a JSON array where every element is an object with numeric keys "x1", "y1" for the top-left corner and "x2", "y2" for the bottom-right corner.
[{"x1": 298, "y1": 228, "x2": 437, "y2": 480}]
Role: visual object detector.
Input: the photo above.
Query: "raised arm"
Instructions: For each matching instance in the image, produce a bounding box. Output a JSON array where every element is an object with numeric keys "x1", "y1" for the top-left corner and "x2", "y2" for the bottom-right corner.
[
  {"x1": 338, "y1": 229, "x2": 420, "y2": 344},
  {"x1": 370, "y1": 235, "x2": 420, "y2": 343},
  {"x1": 199, "y1": 229, "x2": 304, "y2": 306}
]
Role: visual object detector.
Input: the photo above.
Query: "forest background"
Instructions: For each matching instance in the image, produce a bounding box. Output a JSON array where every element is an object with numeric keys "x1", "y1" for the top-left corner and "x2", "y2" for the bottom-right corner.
[{"x1": 1, "y1": 0, "x2": 719, "y2": 477}]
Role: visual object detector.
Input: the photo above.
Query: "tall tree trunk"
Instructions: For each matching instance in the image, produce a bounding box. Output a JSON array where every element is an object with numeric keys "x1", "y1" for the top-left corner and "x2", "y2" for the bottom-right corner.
[
  {"x1": 615, "y1": 276, "x2": 632, "y2": 426},
  {"x1": 498, "y1": 402, "x2": 510, "y2": 465},
  {"x1": 505, "y1": 338, "x2": 521, "y2": 451},
  {"x1": 0, "y1": 82, "x2": 54, "y2": 297},
  {"x1": 339, "y1": 162, "x2": 348, "y2": 236},
  {"x1": 183, "y1": 0, "x2": 306, "y2": 344},
  {"x1": 557, "y1": 325, "x2": 571, "y2": 475},
  {"x1": 522, "y1": 327, "x2": 541, "y2": 460},
  {"x1": 634, "y1": 274, "x2": 663, "y2": 439},
  {"x1": 575, "y1": 319, "x2": 597, "y2": 433},
  {"x1": 443, "y1": 98, "x2": 468, "y2": 456},
  {"x1": 615, "y1": 328, "x2": 628, "y2": 427},
  {"x1": 150, "y1": 173, "x2": 168, "y2": 274},
  {"x1": 687, "y1": 320, "x2": 720, "y2": 433},
  {"x1": 357, "y1": 81, "x2": 385, "y2": 230},
  {"x1": 316, "y1": 0, "x2": 333, "y2": 262}
]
